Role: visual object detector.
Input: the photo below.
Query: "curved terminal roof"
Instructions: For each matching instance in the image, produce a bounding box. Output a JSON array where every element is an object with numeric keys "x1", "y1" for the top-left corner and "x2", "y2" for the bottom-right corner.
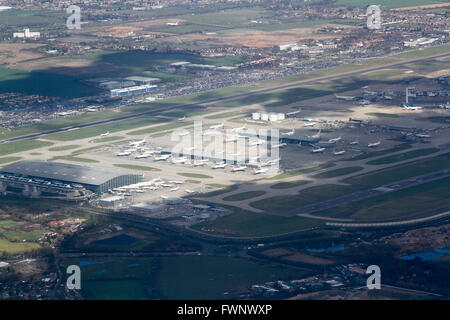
[{"x1": 0, "y1": 160, "x2": 138, "y2": 186}]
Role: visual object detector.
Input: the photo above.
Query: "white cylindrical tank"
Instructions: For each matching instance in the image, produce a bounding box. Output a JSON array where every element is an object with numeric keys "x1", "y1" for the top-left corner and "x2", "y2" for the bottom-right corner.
[
  {"x1": 269, "y1": 113, "x2": 278, "y2": 122},
  {"x1": 261, "y1": 113, "x2": 269, "y2": 122},
  {"x1": 252, "y1": 112, "x2": 261, "y2": 120}
]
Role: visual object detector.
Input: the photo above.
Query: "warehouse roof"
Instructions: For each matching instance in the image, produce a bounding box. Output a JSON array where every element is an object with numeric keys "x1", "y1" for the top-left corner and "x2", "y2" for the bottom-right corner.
[{"x1": 0, "y1": 161, "x2": 138, "y2": 186}]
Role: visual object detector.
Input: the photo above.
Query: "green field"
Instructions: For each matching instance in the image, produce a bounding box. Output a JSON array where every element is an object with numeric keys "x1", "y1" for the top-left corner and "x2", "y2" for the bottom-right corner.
[
  {"x1": 46, "y1": 116, "x2": 167, "y2": 141},
  {"x1": 0, "y1": 140, "x2": 53, "y2": 156},
  {"x1": 48, "y1": 145, "x2": 80, "y2": 152},
  {"x1": 113, "y1": 164, "x2": 161, "y2": 172},
  {"x1": 195, "y1": 185, "x2": 240, "y2": 198},
  {"x1": 89, "y1": 136, "x2": 123, "y2": 144},
  {"x1": 366, "y1": 148, "x2": 439, "y2": 165},
  {"x1": 177, "y1": 172, "x2": 213, "y2": 179},
  {"x1": 270, "y1": 180, "x2": 310, "y2": 189},
  {"x1": 365, "y1": 112, "x2": 400, "y2": 118},
  {"x1": 344, "y1": 143, "x2": 412, "y2": 161},
  {"x1": 0, "y1": 9, "x2": 65, "y2": 26},
  {"x1": 192, "y1": 202, "x2": 323, "y2": 237},
  {"x1": 345, "y1": 155, "x2": 450, "y2": 187},
  {"x1": 331, "y1": 176, "x2": 450, "y2": 221},
  {"x1": 365, "y1": 69, "x2": 405, "y2": 81},
  {"x1": 250, "y1": 184, "x2": 358, "y2": 213},
  {"x1": 127, "y1": 121, "x2": 193, "y2": 136},
  {"x1": 0, "y1": 238, "x2": 40, "y2": 254},
  {"x1": 313, "y1": 166, "x2": 363, "y2": 178},
  {"x1": 0, "y1": 156, "x2": 21, "y2": 165},
  {"x1": 222, "y1": 191, "x2": 266, "y2": 201},
  {"x1": 267, "y1": 163, "x2": 336, "y2": 180},
  {"x1": 335, "y1": 0, "x2": 449, "y2": 9},
  {"x1": 54, "y1": 156, "x2": 99, "y2": 163}
]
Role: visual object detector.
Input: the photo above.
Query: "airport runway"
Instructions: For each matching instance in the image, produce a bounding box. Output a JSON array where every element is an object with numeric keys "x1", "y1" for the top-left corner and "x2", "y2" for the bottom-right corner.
[
  {"x1": 2, "y1": 51, "x2": 450, "y2": 144},
  {"x1": 294, "y1": 169, "x2": 450, "y2": 217}
]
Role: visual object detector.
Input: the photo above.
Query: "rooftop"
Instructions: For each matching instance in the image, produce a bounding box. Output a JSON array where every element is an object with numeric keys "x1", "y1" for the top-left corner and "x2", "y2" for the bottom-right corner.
[{"x1": 0, "y1": 160, "x2": 137, "y2": 186}]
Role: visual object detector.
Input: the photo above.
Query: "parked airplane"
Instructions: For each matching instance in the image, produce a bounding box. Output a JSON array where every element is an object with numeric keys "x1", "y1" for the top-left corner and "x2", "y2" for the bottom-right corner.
[
  {"x1": 100, "y1": 131, "x2": 110, "y2": 137},
  {"x1": 368, "y1": 141, "x2": 381, "y2": 148},
  {"x1": 153, "y1": 154, "x2": 170, "y2": 161},
  {"x1": 185, "y1": 189, "x2": 196, "y2": 194},
  {"x1": 249, "y1": 139, "x2": 265, "y2": 146},
  {"x1": 272, "y1": 142, "x2": 287, "y2": 148},
  {"x1": 416, "y1": 134, "x2": 431, "y2": 138},
  {"x1": 210, "y1": 122, "x2": 225, "y2": 130},
  {"x1": 168, "y1": 180, "x2": 184, "y2": 184},
  {"x1": 225, "y1": 135, "x2": 238, "y2": 143},
  {"x1": 304, "y1": 122, "x2": 317, "y2": 127},
  {"x1": 129, "y1": 138, "x2": 146, "y2": 147},
  {"x1": 232, "y1": 124, "x2": 247, "y2": 132},
  {"x1": 167, "y1": 21, "x2": 179, "y2": 26},
  {"x1": 308, "y1": 130, "x2": 321, "y2": 139},
  {"x1": 327, "y1": 136, "x2": 342, "y2": 143},
  {"x1": 172, "y1": 156, "x2": 188, "y2": 164},
  {"x1": 283, "y1": 129, "x2": 295, "y2": 136},
  {"x1": 253, "y1": 167, "x2": 269, "y2": 174},
  {"x1": 349, "y1": 141, "x2": 359, "y2": 145},
  {"x1": 231, "y1": 165, "x2": 247, "y2": 172},
  {"x1": 135, "y1": 153, "x2": 150, "y2": 159},
  {"x1": 334, "y1": 150, "x2": 346, "y2": 155},
  {"x1": 170, "y1": 186, "x2": 180, "y2": 191},
  {"x1": 116, "y1": 151, "x2": 131, "y2": 156},
  {"x1": 193, "y1": 161, "x2": 205, "y2": 167},
  {"x1": 335, "y1": 94, "x2": 356, "y2": 101},
  {"x1": 311, "y1": 147, "x2": 326, "y2": 153},
  {"x1": 212, "y1": 163, "x2": 227, "y2": 169},
  {"x1": 402, "y1": 105, "x2": 423, "y2": 111},
  {"x1": 177, "y1": 116, "x2": 186, "y2": 121}
]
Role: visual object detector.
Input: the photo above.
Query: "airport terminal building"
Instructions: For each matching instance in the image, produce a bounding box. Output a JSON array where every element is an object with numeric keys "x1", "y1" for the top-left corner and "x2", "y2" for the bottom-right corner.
[{"x1": 0, "y1": 161, "x2": 142, "y2": 198}]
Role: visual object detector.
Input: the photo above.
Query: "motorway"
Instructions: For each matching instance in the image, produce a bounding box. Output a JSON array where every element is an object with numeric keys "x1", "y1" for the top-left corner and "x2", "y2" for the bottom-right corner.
[{"x1": 2, "y1": 51, "x2": 450, "y2": 144}]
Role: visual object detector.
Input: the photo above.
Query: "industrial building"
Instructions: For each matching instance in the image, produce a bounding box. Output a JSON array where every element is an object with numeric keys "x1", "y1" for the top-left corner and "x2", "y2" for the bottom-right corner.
[
  {"x1": 0, "y1": 161, "x2": 142, "y2": 197},
  {"x1": 110, "y1": 84, "x2": 157, "y2": 97}
]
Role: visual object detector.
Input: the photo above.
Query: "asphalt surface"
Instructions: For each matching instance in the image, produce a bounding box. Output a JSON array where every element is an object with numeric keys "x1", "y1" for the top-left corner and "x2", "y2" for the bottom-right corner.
[
  {"x1": 294, "y1": 169, "x2": 450, "y2": 216},
  {"x1": 2, "y1": 51, "x2": 450, "y2": 144}
]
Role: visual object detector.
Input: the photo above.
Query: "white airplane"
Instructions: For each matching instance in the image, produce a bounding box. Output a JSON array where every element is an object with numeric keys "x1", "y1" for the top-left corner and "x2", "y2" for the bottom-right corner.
[
  {"x1": 210, "y1": 122, "x2": 225, "y2": 130},
  {"x1": 335, "y1": 94, "x2": 355, "y2": 101},
  {"x1": 368, "y1": 141, "x2": 381, "y2": 148},
  {"x1": 177, "y1": 116, "x2": 186, "y2": 121},
  {"x1": 272, "y1": 142, "x2": 287, "y2": 148},
  {"x1": 230, "y1": 152, "x2": 241, "y2": 157},
  {"x1": 212, "y1": 163, "x2": 227, "y2": 169},
  {"x1": 100, "y1": 131, "x2": 110, "y2": 137},
  {"x1": 185, "y1": 189, "x2": 196, "y2": 194},
  {"x1": 176, "y1": 130, "x2": 189, "y2": 137},
  {"x1": 153, "y1": 154, "x2": 170, "y2": 161},
  {"x1": 231, "y1": 165, "x2": 247, "y2": 172},
  {"x1": 172, "y1": 156, "x2": 188, "y2": 164},
  {"x1": 129, "y1": 139, "x2": 146, "y2": 147},
  {"x1": 253, "y1": 167, "x2": 269, "y2": 175},
  {"x1": 116, "y1": 151, "x2": 131, "y2": 156},
  {"x1": 403, "y1": 105, "x2": 423, "y2": 111},
  {"x1": 304, "y1": 122, "x2": 317, "y2": 127},
  {"x1": 283, "y1": 129, "x2": 295, "y2": 136},
  {"x1": 311, "y1": 147, "x2": 326, "y2": 153},
  {"x1": 167, "y1": 21, "x2": 179, "y2": 26},
  {"x1": 135, "y1": 189, "x2": 144, "y2": 193},
  {"x1": 202, "y1": 129, "x2": 220, "y2": 136},
  {"x1": 232, "y1": 124, "x2": 247, "y2": 132},
  {"x1": 225, "y1": 135, "x2": 238, "y2": 143},
  {"x1": 249, "y1": 139, "x2": 265, "y2": 146},
  {"x1": 135, "y1": 153, "x2": 150, "y2": 159},
  {"x1": 161, "y1": 183, "x2": 174, "y2": 188},
  {"x1": 349, "y1": 141, "x2": 359, "y2": 145},
  {"x1": 308, "y1": 130, "x2": 321, "y2": 139},
  {"x1": 327, "y1": 136, "x2": 342, "y2": 143},
  {"x1": 169, "y1": 180, "x2": 184, "y2": 185},
  {"x1": 334, "y1": 150, "x2": 346, "y2": 155},
  {"x1": 185, "y1": 147, "x2": 196, "y2": 151},
  {"x1": 170, "y1": 186, "x2": 180, "y2": 191},
  {"x1": 192, "y1": 161, "x2": 205, "y2": 167},
  {"x1": 416, "y1": 134, "x2": 431, "y2": 138}
]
